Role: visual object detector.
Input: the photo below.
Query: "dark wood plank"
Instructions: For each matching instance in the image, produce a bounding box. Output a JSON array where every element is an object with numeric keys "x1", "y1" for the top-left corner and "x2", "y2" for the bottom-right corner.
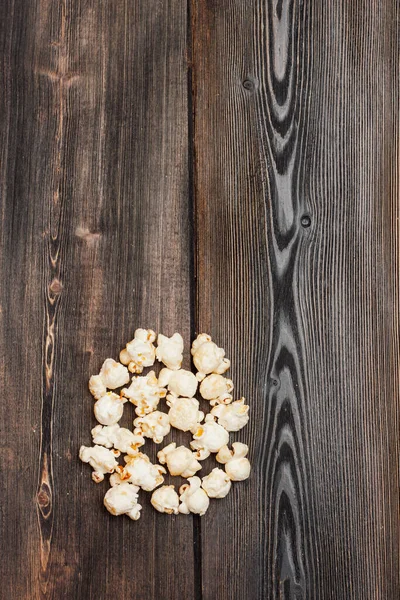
[
  {"x1": 193, "y1": 1, "x2": 400, "y2": 599},
  {"x1": 0, "y1": 1, "x2": 194, "y2": 598}
]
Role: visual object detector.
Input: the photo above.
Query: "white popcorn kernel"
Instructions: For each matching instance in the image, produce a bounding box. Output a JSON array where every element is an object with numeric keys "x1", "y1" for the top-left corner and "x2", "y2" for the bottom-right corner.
[
  {"x1": 216, "y1": 442, "x2": 251, "y2": 481},
  {"x1": 121, "y1": 370, "x2": 166, "y2": 416},
  {"x1": 158, "y1": 368, "x2": 198, "y2": 398},
  {"x1": 116, "y1": 452, "x2": 166, "y2": 491},
  {"x1": 211, "y1": 398, "x2": 249, "y2": 432},
  {"x1": 157, "y1": 442, "x2": 202, "y2": 478},
  {"x1": 190, "y1": 414, "x2": 230, "y2": 459},
  {"x1": 123, "y1": 328, "x2": 156, "y2": 374},
  {"x1": 133, "y1": 411, "x2": 171, "y2": 444},
  {"x1": 109, "y1": 472, "x2": 124, "y2": 486},
  {"x1": 119, "y1": 348, "x2": 131, "y2": 365},
  {"x1": 166, "y1": 395, "x2": 204, "y2": 432},
  {"x1": 79, "y1": 444, "x2": 120, "y2": 483},
  {"x1": 191, "y1": 333, "x2": 230, "y2": 380},
  {"x1": 151, "y1": 485, "x2": 180, "y2": 515},
  {"x1": 91, "y1": 424, "x2": 145, "y2": 455},
  {"x1": 199, "y1": 374, "x2": 234, "y2": 402},
  {"x1": 179, "y1": 476, "x2": 209, "y2": 516},
  {"x1": 209, "y1": 392, "x2": 234, "y2": 407},
  {"x1": 99, "y1": 358, "x2": 130, "y2": 389},
  {"x1": 104, "y1": 482, "x2": 142, "y2": 520},
  {"x1": 156, "y1": 333, "x2": 184, "y2": 370},
  {"x1": 201, "y1": 468, "x2": 232, "y2": 499},
  {"x1": 94, "y1": 392, "x2": 127, "y2": 426},
  {"x1": 88, "y1": 374, "x2": 107, "y2": 400}
]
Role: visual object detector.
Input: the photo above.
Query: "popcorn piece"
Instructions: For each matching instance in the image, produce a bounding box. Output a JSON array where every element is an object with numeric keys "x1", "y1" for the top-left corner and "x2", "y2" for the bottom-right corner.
[
  {"x1": 122, "y1": 370, "x2": 166, "y2": 416},
  {"x1": 79, "y1": 444, "x2": 120, "y2": 483},
  {"x1": 157, "y1": 443, "x2": 202, "y2": 478},
  {"x1": 191, "y1": 333, "x2": 230, "y2": 381},
  {"x1": 122, "y1": 328, "x2": 156, "y2": 374},
  {"x1": 151, "y1": 485, "x2": 180, "y2": 515},
  {"x1": 211, "y1": 398, "x2": 249, "y2": 432},
  {"x1": 134, "y1": 411, "x2": 170, "y2": 444},
  {"x1": 158, "y1": 368, "x2": 198, "y2": 398},
  {"x1": 179, "y1": 476, "x2": 210, "y2": 516},
  {"x1": 91, "y1": 424, "x2": 145, "y2": 455},
  {"x1": 116, "y1": 452, "x2": 166, "y2": 491},
  {"x1": 201, "y1": 468, "x2": 232, "y2": 498},
  {"x1": 119, "y1": 348, "x2": 132, "y2": 365},
  {"x1": 104, "y1": 482, "x2": 142, "y2": 520},
  {"x1": 94, "y1": 392, "x2": 127, "y2": 425},
  {"x1": 99, "y1": 358, "x2": 130, "y2": 389},
  {"x1": 88, "y1": 375, "x2": 107, "y2": 400},
  {"x1": 167, "y1": 395, "x2": 204, "y2": 432},
  {"x1": 109, "y1": 472, "x2": 123, "y2": 486},
  {"x1": 216, "y1": 442, "x2": 251, "y2": 481},
  {"x1": 190, "y1": 414, "x2": 229, "y2": 460},
  {"x1": 156, "y1": 333, "x2": 184, "y2": 370},
  {"x1": 199, "y1": 374, "x2": 234, "y2": 404}
]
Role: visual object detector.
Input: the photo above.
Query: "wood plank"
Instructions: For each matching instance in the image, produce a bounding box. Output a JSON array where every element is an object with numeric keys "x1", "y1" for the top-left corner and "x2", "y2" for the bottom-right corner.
[
  {"x1": 193, "y1": 0, "x2": 400, "y2": 598},
  {"x1": 0, "y1": 1, "x2": 194, "y2": 598}
]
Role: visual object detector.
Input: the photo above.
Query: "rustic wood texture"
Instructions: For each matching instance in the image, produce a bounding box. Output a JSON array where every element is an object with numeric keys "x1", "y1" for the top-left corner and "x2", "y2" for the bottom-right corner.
[
  {"x1": 0, "y1": 0, "x2": 399, "y2": 599},
  {"x1": 0, "y1": 1, "x2": 194, "y2": 599},
  {"x1": 193, "y1": 0, "x2": 400, "y2": 599}
]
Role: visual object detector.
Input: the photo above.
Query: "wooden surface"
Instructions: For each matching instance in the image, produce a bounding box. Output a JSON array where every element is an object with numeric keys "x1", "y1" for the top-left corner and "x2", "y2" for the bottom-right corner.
[{"x1": 0, "y1": 1, "x2": 398, "y2": 599}]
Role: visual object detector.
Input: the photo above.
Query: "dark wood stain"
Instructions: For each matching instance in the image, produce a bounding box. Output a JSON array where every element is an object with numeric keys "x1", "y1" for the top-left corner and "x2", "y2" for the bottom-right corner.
[
  {"x1": 193, "y1": 0, "x2": 399, "y2": 599},
  {"x1": 0, "y1": 0, "x2": 399, "y2": 599}
]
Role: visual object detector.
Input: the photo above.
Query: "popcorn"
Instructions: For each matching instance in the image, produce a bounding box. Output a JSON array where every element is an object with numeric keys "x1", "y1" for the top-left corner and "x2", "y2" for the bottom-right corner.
[
  {"x1": 99, "y1": 358, "x2": 130, "y2": 389},
  {"x1": 191, "y1": 334, "x2": 230, "y2": 381},
  {"x1": 116, "y1": 452, "x2": 166, "y2": 491},
  {"x1": 120, "y1": 329, "x2": 156, "y2": 374},
  {"x1": 91, "y1": 424, "x2": 145, "y2": 455},
  {"x1": 156, "y1": 333, "x2": 184, "y2": 370},
  {"x1": 79, "y1": 445, "x2": 120, "y2": 483},
  {"x1": 151, "y1": 485, "x2": 180, "y2": 515},
  {"x1": 201, "y1": 468, "x2": 231, "y2": 498},
  {"x1": 94, "y1": 392, "x2": 127, "y2": 425},
  {"x1": 122, "y1": 370, "x2": 166, "y2": 416},
  {"x1": 88, "y1": 375, "x2": 107, "y2": 400},
  {"x1": 157, "y1": 443, "x2": 202, "y2": 478},
  {"x1": 158, "y1": 368, "x2": 198, "y2": 398},
  {"x1": 199, "y1": 374, "x2": 234, "y2": 404},
  {"x1": 88, "y1": 358, "x2": 129, "y2": 400},
  {"x1": 216, "y1": 442, "x2": 251, "y2": 481},
  {"x1": 190, "y1": 415, "x2": 229, "y2": 460},
  {"x1": 81, "y1": 329, "x2": 251, "y2": 521},
  {"x1": 104, "y1": 482, "x2": 142, "y2": 520},
  {"x1": 211, "y1": 398, "x2": 249, "y2": 432},
  {"x1": 134, "y1": 411, "x2": 170, "y2": 444},
  {"x1": 167, "y1": 395, "x2": 204, "y2": 432},
  {"x1": 179, "y1": 477, "x2": 210, "y2": 516}
]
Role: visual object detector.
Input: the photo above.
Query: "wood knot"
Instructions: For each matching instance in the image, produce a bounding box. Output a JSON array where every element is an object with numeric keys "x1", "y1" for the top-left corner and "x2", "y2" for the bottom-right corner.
[
  {"x1": 49, "y1": 279, "x2": 63, "y2": 294},
  {"x1": 300, "y1": 214, "x2": 311, "y2": 228},
  {"x1": 242, "y1": 78, "x2": 256, "y2": 92},
  {"x1": 76, "y1": 226, "x2": 101, "y2": 245},
  {"x1": 36, "y1": 483, "x2": 52, "y2": 518},
  {"x1": 37, "y1": 490, "x2": 50, "y2": 507}
]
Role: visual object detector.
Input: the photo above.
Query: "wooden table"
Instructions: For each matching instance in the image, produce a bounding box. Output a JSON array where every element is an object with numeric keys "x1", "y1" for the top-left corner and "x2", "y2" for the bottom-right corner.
[{"x1": 1, "y1": 1, "x2": 399, "y2": 598}]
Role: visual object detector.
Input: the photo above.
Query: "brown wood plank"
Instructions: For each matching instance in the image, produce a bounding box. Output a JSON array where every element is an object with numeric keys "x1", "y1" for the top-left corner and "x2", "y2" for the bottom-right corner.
[
  {"x1": 0, "y1": 1, "x2": 195, "y2": 599},
  {"x1": 193, "y1": 1, "x2": 400, "y2": 599}
]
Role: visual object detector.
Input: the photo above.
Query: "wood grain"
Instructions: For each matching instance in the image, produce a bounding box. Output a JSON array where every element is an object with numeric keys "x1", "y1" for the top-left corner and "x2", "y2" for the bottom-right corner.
[
  {"x1": 1, "y1": 0, "x2": 399, "y2": 598},
  {"x1": 0, "y1": 1, "x2": 194, "y2": 599},
  {"x1": 193, "y1": 0, "x2": 400, "y2": 599}
]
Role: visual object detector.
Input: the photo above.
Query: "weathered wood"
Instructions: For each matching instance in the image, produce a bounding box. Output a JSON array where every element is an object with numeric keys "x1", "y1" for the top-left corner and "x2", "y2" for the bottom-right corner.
[
  {"x1": 0, "y1": 1, "x2": 194, "y2": 599},
  {"x1": 1, "y1": 0, "x2": 399, "y2": 598},
  {"x1": 193, "y1": 1, "x2": 400, "y2": 599}
]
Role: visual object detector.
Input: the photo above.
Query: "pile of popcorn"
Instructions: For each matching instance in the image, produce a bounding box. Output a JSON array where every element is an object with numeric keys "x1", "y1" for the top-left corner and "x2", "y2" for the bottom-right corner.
[{"x1": 79, "y1": 329, "x2": 251, "y2": 520}]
